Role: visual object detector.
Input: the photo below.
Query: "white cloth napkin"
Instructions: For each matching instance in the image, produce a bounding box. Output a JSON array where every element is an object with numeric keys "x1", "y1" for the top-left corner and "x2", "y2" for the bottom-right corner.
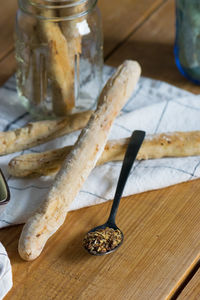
[
  {"x1": 0, "y1": 65, "x2": 200, "y2": 230},
  {"x1": 0, "y1": 243, "x2": 12, "y2": 300}
]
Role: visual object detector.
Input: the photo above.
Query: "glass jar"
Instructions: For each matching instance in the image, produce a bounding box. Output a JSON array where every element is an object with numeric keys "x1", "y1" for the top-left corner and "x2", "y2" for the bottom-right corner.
[
  {"x1": 15, "y1": 0, "x2": 103, "y2": 118},
  {"x1": 174, "y1": 0, "x2": 200, "y2": 84}
]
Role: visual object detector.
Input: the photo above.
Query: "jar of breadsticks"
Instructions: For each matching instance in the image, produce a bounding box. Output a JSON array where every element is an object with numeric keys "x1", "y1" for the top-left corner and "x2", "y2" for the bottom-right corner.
[{"x1": 15, "y1": 0, "x2": 103, "y2": 118}]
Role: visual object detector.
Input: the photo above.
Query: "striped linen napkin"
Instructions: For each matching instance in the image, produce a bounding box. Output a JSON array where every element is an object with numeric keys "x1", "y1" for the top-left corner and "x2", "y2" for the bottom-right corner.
[
  {"x1": 0, "y1": 65, "x2": 200, "y2": 229},
  {"x1": 1, "y1": 65, "x2": 200, "y2": 298}
]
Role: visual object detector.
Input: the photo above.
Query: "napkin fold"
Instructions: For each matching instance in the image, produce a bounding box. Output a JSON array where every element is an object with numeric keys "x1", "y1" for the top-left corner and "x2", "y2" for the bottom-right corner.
[
  {"x1": 0, "y1": 243, "x2": 12, "y2": 300},
  {"x1": 0, "y1": 65, "x2": 200, "y2": 230}
]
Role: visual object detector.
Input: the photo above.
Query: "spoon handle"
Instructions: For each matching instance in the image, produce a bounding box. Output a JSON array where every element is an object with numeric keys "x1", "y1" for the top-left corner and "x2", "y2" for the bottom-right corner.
[{"x1": 107, "y1": 130, "x2": 146, "y2": 225}]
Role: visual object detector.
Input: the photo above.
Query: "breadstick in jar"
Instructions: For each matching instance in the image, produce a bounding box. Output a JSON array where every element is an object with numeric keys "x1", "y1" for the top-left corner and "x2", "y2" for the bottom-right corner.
[
  {"x1": 30, "y1": 0, "x2": 75, "y2": 115},
  {"x1": 37, "y1": 15, "x2": 75, "y2": 114},
  {"x1": 18, "y1": 60, "x2": 141, "y2": 261}
]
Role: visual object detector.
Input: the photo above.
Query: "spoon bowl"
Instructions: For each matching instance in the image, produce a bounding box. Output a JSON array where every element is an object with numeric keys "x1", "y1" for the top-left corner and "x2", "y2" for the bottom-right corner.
[
  {"x1": 83, "y1": 223, "x2": 124, "y2": 256},
  {"x1": 83, "y1": 130, "x2": 145, "y2": 256}
]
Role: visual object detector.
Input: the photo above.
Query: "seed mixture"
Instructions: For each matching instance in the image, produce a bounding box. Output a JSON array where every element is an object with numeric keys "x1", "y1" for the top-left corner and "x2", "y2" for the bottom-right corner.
[{"x1": 83, "y1": 227, "x2": 123, "y2": 255}]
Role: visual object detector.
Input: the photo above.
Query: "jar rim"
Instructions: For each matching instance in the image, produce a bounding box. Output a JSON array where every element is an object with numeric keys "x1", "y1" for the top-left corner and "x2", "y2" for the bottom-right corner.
[
  {"x1": 19, "y1": 0, "x2": 98, "y2": 20},
  {"x1": 29, "y1": 0, "x2": 88, "y2": 10}
]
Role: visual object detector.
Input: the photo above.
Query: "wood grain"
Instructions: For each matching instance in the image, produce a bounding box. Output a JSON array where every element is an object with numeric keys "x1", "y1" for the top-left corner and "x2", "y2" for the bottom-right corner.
[
  {"x1": 99, "y1": 0, "x2": 166, "y2": 56},
  {"x1": 178, "y1": 269, "x2": 200, "y2": 300},
  {"x1": 106, "y1": 0, "x2": 200, "y2": 94},
  {"x1": 1, "y1": 179, "x2": 200, "y2": 300},
  {"x1": 0, "y1": 1, "x2": 18, "y2": 61},
  {"x1": 0, "y1": 0, "x2": 166, "y2": 85},
  {"x1": 0, "y1": 51, "x2": 16, "y2": 86},
  {"x1": 0, "y1": 0, "x2": 17, "y2": 85}
]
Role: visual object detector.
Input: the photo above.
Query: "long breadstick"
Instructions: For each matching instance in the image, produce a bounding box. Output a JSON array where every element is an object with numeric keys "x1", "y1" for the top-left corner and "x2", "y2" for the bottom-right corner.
[
  {"x1": 8, "y1": 131, "x2": 200, "y2": 177},
  {"x1": 37, "y1": 11, "x2": 75, "y2": 114},
  {"x1": 59, "y1": 3, "x2": 83, "y2": 100},
  {"x1": 18, "y1": 60, "x2": 141, "y2": 261},
  {"x1": 0, "y1": 111, "x2": 91, "y2": 155}
]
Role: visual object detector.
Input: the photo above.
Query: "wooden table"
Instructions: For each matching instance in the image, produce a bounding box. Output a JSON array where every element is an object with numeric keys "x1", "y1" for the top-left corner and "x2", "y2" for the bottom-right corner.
[{"x1": 1, "y1": 1, "x2": 200, "y2": 299}]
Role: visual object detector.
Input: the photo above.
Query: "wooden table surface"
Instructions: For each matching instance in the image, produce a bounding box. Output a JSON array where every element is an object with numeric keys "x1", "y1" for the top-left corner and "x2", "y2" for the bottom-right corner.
[{"x1": 1, "y1": 0, "x2": 200, "y2": 299}]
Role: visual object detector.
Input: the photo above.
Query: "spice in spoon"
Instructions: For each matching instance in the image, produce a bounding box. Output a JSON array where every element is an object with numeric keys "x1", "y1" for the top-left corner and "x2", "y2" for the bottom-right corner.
[{"x1": 83, "y1": 227, "x2": 123, "y2": 255}]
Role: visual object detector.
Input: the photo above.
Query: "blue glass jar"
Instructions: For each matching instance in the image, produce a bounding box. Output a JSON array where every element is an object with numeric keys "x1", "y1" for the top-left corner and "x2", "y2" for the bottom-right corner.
[{"x1": 174, "y1": 0, "x2": 200, "y2": 84}]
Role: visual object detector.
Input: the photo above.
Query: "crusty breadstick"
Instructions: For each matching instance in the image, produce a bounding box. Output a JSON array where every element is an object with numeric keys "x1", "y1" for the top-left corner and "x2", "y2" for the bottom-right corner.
[
  {"x1": 0, "y1": 111, "x2": 91, "y2": 155},
  {"x1": 54, "y1": 1, "x2": 85, "y2": 114},
  {"x1": 8, "y1": 145, "x2": 73, "y2": 177},
  {"x1": 8, "y1": 131, "x2": 200, "y2": 177},
  {"x1": 138, "y1": 131, "x2": 200, "y2": 159},
  {"x1": 59, "y1": 5, "x2": 83, "y2": 103},
  {"x1": 37, "y1": 12, "x2": 75, "y2": 114},
  {"x1": 18, "y1": 60, "x2": 141, "y2": 261}
]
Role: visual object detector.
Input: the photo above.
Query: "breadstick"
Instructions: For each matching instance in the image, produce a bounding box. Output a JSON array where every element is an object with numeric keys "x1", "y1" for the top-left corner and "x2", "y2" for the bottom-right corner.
[
  {"x1": 8, "y1": 131, "x2": 200, "y2": 177},
  {"x1": 59, "y1": 4, "x2": 83, "y2": 68},
  {"x1": 59, "y1": 4, "x2": 83, "y2": 101},
  {"x1": 18, "y1": 60, "x2": 141, "y2": 261},
  {"x1": 8, "y1": 146, "x2": 73, "y2": 177},
  {"x1": 0, "y1": 111, "x2": 91, "y2": 155},
  {"x1": 33, "y1": 1, "x2": 75, "y2": 114},
  {"x1": 37, "y1": 12, "x2": 75, "y2": 114}
]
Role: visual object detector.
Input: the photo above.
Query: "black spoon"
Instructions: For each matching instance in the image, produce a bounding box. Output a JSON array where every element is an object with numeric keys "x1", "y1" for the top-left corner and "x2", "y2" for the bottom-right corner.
[{"x1": 83, "y1": 130, "x2": 146, "y2": 255}]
